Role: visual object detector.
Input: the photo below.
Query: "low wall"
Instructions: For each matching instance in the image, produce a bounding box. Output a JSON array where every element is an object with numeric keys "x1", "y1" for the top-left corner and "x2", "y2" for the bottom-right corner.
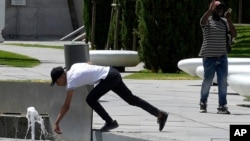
[{"x1": 0, "y1": 81, "x2": 93, "y2": 141}]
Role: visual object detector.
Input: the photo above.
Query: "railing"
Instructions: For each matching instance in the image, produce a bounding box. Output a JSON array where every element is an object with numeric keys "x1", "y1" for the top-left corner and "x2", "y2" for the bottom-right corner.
[{"x1": 60, "y1": 26, "x2": 85, "y2": 41}]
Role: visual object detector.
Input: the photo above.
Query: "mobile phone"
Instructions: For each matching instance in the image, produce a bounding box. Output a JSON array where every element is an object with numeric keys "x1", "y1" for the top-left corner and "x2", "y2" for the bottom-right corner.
[{"x1": 227, "y1": 8, "x2": 232, "y2": 13}]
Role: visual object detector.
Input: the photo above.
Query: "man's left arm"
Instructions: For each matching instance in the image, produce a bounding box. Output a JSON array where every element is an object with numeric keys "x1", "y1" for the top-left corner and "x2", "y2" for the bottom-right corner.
[{"x1": 225, "y1": 12, "x2": 237, "y2": 38}]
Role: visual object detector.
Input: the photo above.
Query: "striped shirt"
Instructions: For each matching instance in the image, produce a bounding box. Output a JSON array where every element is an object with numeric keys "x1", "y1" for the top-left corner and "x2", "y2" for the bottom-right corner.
[{"x1": 199, "y1": 16, "x2": 228, "y2": 57}]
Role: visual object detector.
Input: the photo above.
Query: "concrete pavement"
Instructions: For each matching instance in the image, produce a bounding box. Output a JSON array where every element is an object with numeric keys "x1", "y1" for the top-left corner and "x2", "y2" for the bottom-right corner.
[
  {"x1": 93, "y1": 80, "x2": 250, "y2": 141},
  {"x1": 1, "y1": 41, "x2": 250, "y2": 141},
  {"x1": 0, "y1": 41, "x2": 142, "y2": 80}
]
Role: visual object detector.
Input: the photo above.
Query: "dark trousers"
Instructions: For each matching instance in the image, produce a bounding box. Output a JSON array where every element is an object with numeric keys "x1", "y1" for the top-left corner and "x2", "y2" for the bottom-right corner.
[{"x1": 86, "y1": 67, "x2": 160, "y2": 123}]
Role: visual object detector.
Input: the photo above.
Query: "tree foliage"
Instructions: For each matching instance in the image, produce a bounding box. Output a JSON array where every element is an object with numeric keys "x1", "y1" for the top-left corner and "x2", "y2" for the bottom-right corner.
[
  {"x1": 106, "y1": 0, "x2": 137, "y2": 50},
  {"x1": 120, "y1": 0, "x2": 137, "y2": 50},
  {"x1": 83, "y1": 0, "x2": 92, "y2": 42},
  {"x1": 83, "y1": 0, "x2": 241, "y2": 73},
  {"x1": 83, "y1": 0, "x2": 112, "y2": 49},
  {"x1": 136, "y1": 0, "x2": 207, "y2": 72}
]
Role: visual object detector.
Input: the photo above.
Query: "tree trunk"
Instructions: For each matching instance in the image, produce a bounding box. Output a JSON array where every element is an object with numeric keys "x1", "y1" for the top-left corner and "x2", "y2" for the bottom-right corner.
[
  {"x1": 238, "y1": 0, "x2": 242, "y2": 23},
  {"x1": 91, "y1": 0, "x2": 97, "y2": 49}
]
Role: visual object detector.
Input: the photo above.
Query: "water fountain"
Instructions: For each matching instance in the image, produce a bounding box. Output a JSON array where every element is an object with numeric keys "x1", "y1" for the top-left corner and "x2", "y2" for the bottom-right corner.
[
  {"x1": 0, "y1": 110, "x2": 51, "y2": 140},
  {"x1": 25, "y1": 107, "x2": 48, "y2": 140}
]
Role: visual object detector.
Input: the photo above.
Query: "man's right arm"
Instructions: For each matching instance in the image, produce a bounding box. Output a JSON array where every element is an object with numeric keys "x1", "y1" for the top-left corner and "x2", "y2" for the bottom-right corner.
[
  {"x1": 54, "y1": 90, "x2": 74, "y2": 134},
  {"x1": 200, "y1": 0, "x2": 216, "y2": 26}
]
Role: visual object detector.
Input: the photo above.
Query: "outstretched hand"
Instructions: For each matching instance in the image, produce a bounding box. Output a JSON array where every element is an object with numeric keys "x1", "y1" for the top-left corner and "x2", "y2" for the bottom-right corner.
[{"x1": 54, "y1": 124, "x2": 63, "y2": 134}]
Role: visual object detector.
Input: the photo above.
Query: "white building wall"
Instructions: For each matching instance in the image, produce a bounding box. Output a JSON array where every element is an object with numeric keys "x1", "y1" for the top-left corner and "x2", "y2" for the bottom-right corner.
[
  {"x1": 0, "y1": 0, "x2": 5, "y2": 42},
  {"x1": 75, "y1": 0, "x2": 83, "y2": 27},
  {"x1": 3, "y1": 0, "x2": 83, "y2": 40}
]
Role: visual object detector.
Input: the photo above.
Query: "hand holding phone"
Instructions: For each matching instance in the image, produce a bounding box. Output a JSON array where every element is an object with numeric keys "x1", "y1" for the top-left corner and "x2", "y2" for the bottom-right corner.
[
  {"x1": 224, "y1": 8, "x2": 232, "y2": 17},
  {"x1": 227, "y1": 8, "x2": 232, "y2": 13}
]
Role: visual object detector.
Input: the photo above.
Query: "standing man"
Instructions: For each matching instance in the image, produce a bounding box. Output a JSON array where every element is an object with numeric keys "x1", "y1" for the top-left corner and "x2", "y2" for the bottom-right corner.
[
  {"x1": 199, "y1": 0, "x2": 237, "y2": 114},
  {"x1": 50, "y1": 62, "x2": 168, "y2": 133}
]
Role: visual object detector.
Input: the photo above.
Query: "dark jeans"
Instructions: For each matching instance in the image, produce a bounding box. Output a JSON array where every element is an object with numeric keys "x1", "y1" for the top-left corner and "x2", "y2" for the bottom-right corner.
[
  {"x1": 86, "y1": 67, "x2": 160, "y2": 123},
  {"x1": 200, "y1": 55, "x2": 228, "y2": 106}
]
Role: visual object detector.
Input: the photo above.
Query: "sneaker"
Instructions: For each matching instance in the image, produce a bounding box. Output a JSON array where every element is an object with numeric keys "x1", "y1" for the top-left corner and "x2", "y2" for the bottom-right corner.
[
  {"x1": 100, "y1": 120, "x2": 119, "y2": 131},
  {"x1": 217, "y1": 106, "x2": 230, "y2": 114},
  {"x1": 200, "y1": 102, "x2": 207, "y2": 113},
  {"x1": 157, "y1": 111, "x2": 168, "y2": 131}
]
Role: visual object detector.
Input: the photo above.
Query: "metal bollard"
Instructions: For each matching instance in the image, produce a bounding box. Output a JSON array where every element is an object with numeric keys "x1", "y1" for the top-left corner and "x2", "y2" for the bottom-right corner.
[{"x1": 64, "y1": 43, "x2": 90, "y2": 70}]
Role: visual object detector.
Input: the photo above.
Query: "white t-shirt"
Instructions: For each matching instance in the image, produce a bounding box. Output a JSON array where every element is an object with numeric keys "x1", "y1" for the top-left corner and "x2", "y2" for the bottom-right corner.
[{"x1": 66, "y1": 63, "x2": 110, "y2": 90}]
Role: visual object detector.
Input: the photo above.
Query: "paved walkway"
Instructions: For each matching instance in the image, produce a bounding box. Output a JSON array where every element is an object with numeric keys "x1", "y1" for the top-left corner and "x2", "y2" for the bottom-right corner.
[
  {"x1": 0, "y1": 41, "x2": 66, "y2": 80},
  {"x1": 0, "y1": 41, "x2": 142, "y2": 80},
  {"x1": 1, "y1": 41, "x2": 250, "y2": 141}
]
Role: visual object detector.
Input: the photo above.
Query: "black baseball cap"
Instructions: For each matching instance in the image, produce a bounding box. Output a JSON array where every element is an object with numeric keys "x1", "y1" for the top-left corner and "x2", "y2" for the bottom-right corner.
[{"x1": 50, "y1": 66, "x2": 64, "y2": 86}]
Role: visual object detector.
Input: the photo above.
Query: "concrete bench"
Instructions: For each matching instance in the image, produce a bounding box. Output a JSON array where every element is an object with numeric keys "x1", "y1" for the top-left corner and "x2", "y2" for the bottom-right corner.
[
  {"x1": 228, "y1": 74, "x2": 250, "y2": 98},
  {"x1": 90, "y1": 50, "x2": 140, "y2": 72},
  {"x1": 196, "y1": 65, "x2": 250, "y2": 83},
  {"x1": 178, "y1": 58, "x2": 250, "y2": 77}
]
